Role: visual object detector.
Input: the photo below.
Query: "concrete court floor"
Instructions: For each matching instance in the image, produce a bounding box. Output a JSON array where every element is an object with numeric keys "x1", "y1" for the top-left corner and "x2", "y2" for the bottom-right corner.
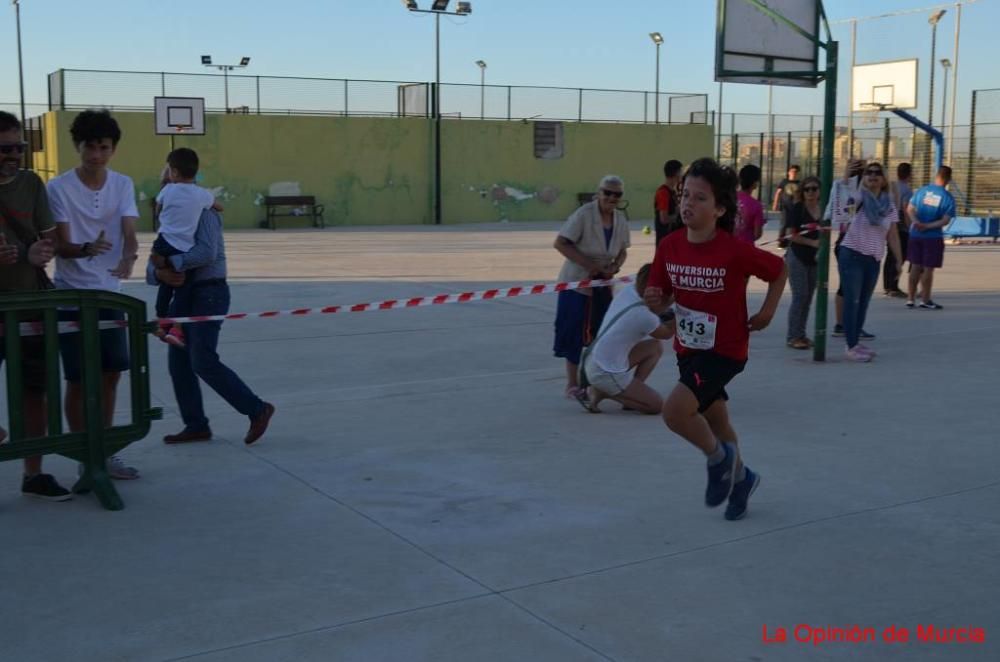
[{"x1": 1, "y1": 223, "x2": 998, "y2": 662}]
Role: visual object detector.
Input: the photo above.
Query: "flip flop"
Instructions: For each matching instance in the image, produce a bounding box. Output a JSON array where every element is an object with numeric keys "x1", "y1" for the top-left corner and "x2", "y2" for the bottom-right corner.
[{"x1": 574, "y1": 387, "x2": 600, "y2": 413}]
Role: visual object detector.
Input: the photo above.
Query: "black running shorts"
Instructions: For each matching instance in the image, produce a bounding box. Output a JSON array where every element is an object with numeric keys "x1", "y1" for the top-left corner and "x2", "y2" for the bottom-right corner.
[{"x1": 677, "y1": 351, "x2": 747, "y2": 413}]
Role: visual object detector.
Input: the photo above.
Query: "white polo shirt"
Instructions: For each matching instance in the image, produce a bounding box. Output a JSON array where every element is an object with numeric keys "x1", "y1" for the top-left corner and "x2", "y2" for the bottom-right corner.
[
  {"x1": 48, "y1": 169, "x2": 138, "y2": 292},
  {"x1": 590, "y1": 285, "x2": 661, "y2": 374}
]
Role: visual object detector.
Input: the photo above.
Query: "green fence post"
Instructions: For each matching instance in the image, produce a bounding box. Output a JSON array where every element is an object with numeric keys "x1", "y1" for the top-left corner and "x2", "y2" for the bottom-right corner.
[
  {"x1": 75, "y1": 297, "x2": 123, "y2": 510},
  {"x1": 3, "y1": 310, "x2": 25, "y2": 441},
  {"x1": 966, "y1": 90, "x2": 977, "y2": 215},
  {"x1": 43, "y1": 308, "x2": 61, "y2": 436}
]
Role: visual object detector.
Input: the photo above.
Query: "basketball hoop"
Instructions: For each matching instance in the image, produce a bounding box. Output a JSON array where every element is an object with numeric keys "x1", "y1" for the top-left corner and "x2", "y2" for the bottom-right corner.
[
  {"x1": 858, "y1": 102, "x2": 884, "y2": 126},
  {"x1": 154, "y1": 97, "x2": 206, "y2": 136}
]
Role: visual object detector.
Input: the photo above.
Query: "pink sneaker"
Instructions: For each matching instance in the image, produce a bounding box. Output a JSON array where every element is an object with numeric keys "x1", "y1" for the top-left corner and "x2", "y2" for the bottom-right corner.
[
  {"x1": 165, "y1": 325, "x2": 185, "y2": 348},
  {"x1": 845, "y1": 346, "x2": 872, "y2": 362},
  {"x1": 856, "y1": 343, "x2": 877, "y2": 357},
  {"x1": 156, "y1": 324, "x2": 186, "y2": 348}
]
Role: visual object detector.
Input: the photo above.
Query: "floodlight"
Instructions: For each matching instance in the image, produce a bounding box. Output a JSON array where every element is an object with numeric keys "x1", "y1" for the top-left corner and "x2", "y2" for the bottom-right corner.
[
  {"x1": 475, "y1": 60, "x2": 486, "y2": 69},
  {"x1": 431, "y1": 0, "x2": 449, "y2": 10},
  {"x1": 649, "y1": 32, "x2": 663, "y2": 45},
  {"x1": 201, "y1": 55, "x2": 212, "y2": 65},
  {"x1": 940, "y1": 58, "x2": 951, "y2": 68},
  {"x1": 240, "y1": 56, "x2": 251, "y2": 66},
  {"x1": 456, "y1": 1, "x2": 471, "y2": 13},
  {"x1": 403, "y1": 0, "x2": 417, "y2": 8},
  {"x1": 928, "y1": 9, "x2": 946, "y2": 25}
]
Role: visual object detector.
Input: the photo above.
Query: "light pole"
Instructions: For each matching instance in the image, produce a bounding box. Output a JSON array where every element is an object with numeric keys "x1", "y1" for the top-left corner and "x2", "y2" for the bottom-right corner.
[
  {"x1": 201, "y1": 55, "x2": 251, "y2": 111},
  {"x1": 939, "y1": 58, "x2": 952, "y2": 133},
  {"x1": 947, "y1": 3, "x2": 962, "y2": 165},
  {"x1": 475, "y1": 60, "x2": 486, "y2": 119},
  {"x1": 927, "y1": 9, "x2": 946, "y2": 127},
  {"x1": 649, "y1": 32, "x2": 663, "y2": 124},
  {"x1": 12, "y1": 0, "x2": 26, "y2": 130},
  {"x1": 404, "y1": 0, "x2": 473, "y2": 225}
]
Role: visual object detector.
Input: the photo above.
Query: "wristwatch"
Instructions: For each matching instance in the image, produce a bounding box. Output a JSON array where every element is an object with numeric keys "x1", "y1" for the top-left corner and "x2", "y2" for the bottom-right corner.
[
  {"x1": 80, "y1": 242, "x2": 91, "y2": 257},
  {"x1": 658, "y1": 310, "x2": 676, "y2": 324}
]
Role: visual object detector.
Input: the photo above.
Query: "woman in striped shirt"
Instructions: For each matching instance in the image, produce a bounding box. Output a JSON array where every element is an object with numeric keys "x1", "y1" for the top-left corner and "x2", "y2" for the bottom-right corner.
[{"x1": 836, "y1": 162, "x2": 903, "y2": 362}]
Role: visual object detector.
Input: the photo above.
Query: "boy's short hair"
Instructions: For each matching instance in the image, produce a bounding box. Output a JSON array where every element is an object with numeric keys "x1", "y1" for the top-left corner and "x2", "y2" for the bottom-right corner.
[
  {"x1": 0, "y1": 111, "x2": 22, "y2": 133},
  {"x1": 69, "y1": 109, "x2": 122, "y2": 147},
  {"x1": 897, "y1": 162, "x2": 912, "y2": 179},
  {"x1": 738, "y1": 164, "x2": 761, "y2": 190},
  {"x1": 167, "y1": 148, "x2": 200, "y2": 179},
  {"x1": 789, "y1": 164, "x2": 801, "y2": 172},
  {"x1": 664, "y1": 160, "x2": 683, "y2": 178},
  {"x1": 936, "y1": 166, "x2": 953, "y2": 183}
]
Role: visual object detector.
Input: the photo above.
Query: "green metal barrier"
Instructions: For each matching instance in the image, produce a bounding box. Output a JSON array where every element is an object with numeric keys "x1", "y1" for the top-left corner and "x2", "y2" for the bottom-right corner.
[{"x1": 0, "y1": 289, "x2": 162, "y2": 510}]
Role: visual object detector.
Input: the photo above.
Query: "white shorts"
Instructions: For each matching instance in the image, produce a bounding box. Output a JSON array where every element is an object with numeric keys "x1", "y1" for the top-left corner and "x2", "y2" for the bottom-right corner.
[{"x1": 583, "y1": 354, "x2": 632, "y2": 396}]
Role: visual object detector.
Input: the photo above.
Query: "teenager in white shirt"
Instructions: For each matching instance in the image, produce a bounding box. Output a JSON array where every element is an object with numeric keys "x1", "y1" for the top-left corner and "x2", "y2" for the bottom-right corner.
[
  {"x1": 152, "y1": 148, "x2": 222, "y2": 346},
  {"x1": 48, "y1": 110, "x2": 140, "y2": 480}
]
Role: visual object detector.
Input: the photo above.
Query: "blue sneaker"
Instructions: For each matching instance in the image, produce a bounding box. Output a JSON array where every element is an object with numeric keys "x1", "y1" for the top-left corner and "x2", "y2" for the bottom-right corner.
[
  {"x1": 725, "y1": 468, "x2": 761, "y2": 521},
  {"x1": 705, "y1": 442, "x2": 737, "y2": 508}
]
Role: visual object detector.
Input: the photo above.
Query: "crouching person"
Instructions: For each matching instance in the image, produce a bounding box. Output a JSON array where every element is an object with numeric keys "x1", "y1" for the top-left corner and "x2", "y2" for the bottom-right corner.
[{"x1": 577, "y1": 264, "x2": 675, "y2": 414}]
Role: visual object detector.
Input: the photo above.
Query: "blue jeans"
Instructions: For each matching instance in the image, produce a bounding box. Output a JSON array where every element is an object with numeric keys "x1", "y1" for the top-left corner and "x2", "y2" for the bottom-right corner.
[
  {"x1": 168, "y1": 282, "x2": 265, "y2": 432},
  {"x1": 837, "y1": 246, "x2": 880, "y2": 349}
]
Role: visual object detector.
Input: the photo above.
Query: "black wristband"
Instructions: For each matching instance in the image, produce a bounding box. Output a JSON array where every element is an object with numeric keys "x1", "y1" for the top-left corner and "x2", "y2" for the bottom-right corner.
[
  {"x1": 658, "y1": 310, "x2": 675, "y2": 324},
  {"x1": 80, "y1": 242, "x2": 91, "y2": 257}
]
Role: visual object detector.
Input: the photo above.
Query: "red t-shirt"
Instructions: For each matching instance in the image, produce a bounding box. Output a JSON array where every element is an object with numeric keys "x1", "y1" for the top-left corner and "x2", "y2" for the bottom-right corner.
[
  {"x1": 649, "y1": 229, "x2": 785, "y2": 361},
  {"x1": 654, "y1": 185, "x2": 673, "y2": 217}
]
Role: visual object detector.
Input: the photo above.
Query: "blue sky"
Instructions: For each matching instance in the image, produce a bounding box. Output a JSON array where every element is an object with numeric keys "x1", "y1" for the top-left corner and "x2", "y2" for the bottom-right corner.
[{"x1": 2, "y1": 0, "x2": 997, "y2": 122}]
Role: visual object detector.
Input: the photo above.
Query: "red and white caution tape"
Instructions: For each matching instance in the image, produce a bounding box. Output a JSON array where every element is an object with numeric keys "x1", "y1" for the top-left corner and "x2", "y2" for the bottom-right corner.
[
  {"x1": 758, "y1": 223, "x2": 834, "y2": 247},
  {"x1": 160, "y1": 274, "x2": 633, "y2": 324},
  {"x1": 4, "y1": 274, "x2": 633, "y2": 337}
]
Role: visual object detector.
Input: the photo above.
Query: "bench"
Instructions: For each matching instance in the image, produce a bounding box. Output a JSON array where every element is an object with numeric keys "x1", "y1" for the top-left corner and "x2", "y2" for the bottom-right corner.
[{"x1": 263, "y1": 196, "x2": 325, "y2": 230}]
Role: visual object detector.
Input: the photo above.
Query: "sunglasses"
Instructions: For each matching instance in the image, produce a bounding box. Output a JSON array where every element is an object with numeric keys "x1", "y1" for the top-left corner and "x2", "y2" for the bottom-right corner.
[
  {"x1": 864, "y1": 169, "x2": 884, "y2": 176},
  {"x1": 601, "y1": 189, "x2": 623, "y2": 199},
  {"x1": 0, "y1": 142, "x2": 28, "y2": 155},
  {"x1": 802, "y1": 186, "x2": 820, "y2": 192}
]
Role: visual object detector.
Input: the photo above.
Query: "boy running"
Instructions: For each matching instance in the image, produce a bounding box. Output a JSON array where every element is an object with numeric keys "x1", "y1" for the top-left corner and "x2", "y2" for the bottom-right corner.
[{"x1": 644, "y1": 158, "x2": 787, "y2": 520}]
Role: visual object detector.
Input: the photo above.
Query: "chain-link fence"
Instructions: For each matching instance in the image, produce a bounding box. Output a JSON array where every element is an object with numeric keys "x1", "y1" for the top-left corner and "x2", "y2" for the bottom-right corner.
[
  {"x1": 968, "y1": 88, "x2": 1000, "y2": 216},
  {"x1": 705, "y1": 109, "x2": 989, "y2": 216},
  {"x1": 45, "y1": 69, "x2": 707, "y2": 125},
  {"x1": 439, "y1": 84, "x2": 706, "y2": 123}
]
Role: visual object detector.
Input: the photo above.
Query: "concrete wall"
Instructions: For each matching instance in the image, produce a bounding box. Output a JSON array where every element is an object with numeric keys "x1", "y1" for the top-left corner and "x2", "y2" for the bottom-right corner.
[
  {"x1": 442, "y1": 120, "x2": 713, "y2": 223},
  {"x1": 35, "y1": 111, "x2": 712, "y2": 229}
]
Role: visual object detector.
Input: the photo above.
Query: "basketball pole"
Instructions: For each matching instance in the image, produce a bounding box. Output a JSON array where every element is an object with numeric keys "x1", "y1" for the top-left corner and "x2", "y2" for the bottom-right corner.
[{"x1": 813, "y1": 38, "x2": 837, "y2": 362}]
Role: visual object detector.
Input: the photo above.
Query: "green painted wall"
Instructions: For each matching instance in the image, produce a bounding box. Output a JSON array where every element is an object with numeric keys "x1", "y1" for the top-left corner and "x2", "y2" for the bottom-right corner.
[
  {"x1": 440, "y1": 120, "x2": 714, "y2": 223},
  {"x1": 37, "y1": 111, "x2": 712, "y2": 228},
  {"x1": 40, "y1": 111, "x2": 433, "y2": 230}
]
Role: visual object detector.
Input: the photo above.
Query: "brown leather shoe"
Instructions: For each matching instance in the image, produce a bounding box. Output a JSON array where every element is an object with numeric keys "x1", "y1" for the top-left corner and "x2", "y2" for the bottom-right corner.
[
  {"x1": 163, "y1": 429, "x2": 212, "y2": 444},
  {"x1": 245, "y1": 403, "x2": 275, "y2": 445}
]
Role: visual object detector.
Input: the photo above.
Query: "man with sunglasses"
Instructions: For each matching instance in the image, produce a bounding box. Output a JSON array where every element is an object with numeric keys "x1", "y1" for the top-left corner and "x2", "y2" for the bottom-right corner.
[
  {"x1": 905, "y1": 166, "x2": 955, "y2": 310},
  {"x1": 0, "y1": 110, "x2": 73, "y2": 501}
]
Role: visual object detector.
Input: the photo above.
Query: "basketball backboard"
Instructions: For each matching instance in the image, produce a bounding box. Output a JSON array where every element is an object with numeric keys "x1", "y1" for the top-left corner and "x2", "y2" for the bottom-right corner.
[
  {"x1": 851, "y1": 59, "x2": 918, "y2": 112},
  {"x1": 397, "y1": 84, "x2": 429, "y2": 117},
  {"x1": 716, "y1": 0, "x2": 822, "y2": 88},
  {"x1": 154, "y1": 97, "x2": 206, "y2": 135}
]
